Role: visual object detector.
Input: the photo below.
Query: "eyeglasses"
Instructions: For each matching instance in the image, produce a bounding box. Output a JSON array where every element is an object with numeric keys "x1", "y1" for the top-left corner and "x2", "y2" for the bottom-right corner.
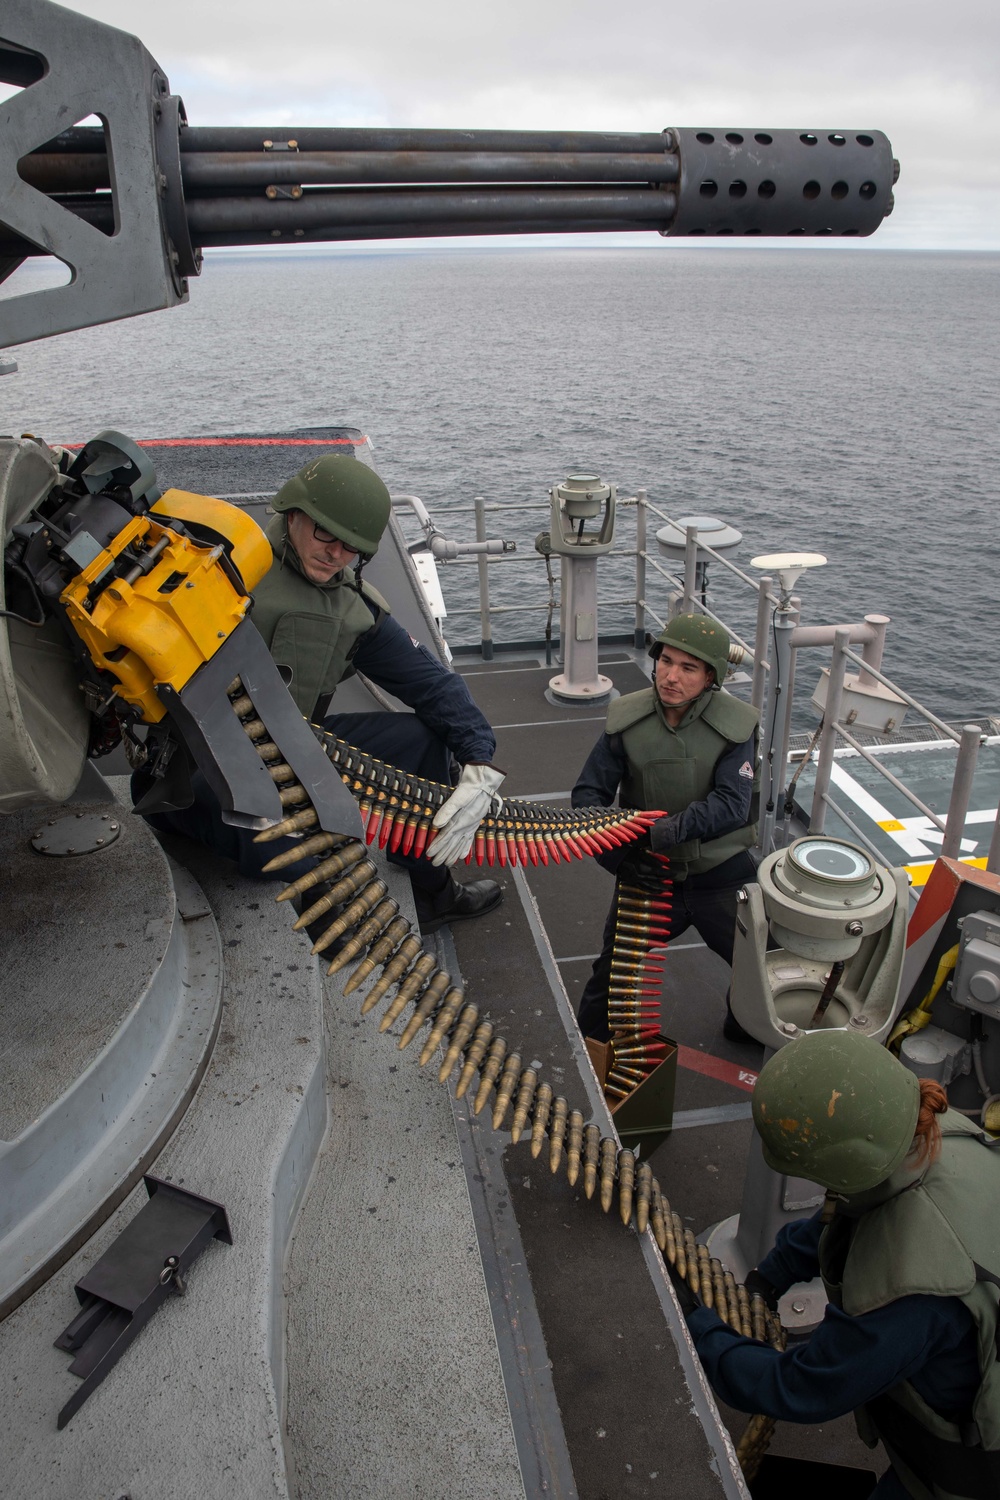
[{"x1": 311, "y1": 521, "x2": 357, "y2": 555}]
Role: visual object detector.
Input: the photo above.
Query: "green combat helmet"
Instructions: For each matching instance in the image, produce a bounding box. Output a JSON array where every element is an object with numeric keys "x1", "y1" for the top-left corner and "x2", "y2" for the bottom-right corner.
[
  {"x1": 752, "y1": 1031, "x2": 920, "y2": 1195},
  {"x1": 650, "y1": 613, "x2": 731, "y2": 690},
  {"x1": 272, "y1": 454, "x2": 392, "y2": 558}
]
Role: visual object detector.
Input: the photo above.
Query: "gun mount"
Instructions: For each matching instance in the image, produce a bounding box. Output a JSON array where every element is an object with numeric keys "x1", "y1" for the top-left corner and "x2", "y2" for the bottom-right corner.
[{"x1": 1, "y1": 0, "x2": 898, "y2": 348}]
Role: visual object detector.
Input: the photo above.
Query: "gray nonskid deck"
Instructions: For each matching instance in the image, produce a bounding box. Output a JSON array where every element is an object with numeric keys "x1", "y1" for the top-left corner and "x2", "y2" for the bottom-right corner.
[
  {"x1": 283, "y1": 867, "x2": 524, "y2": 1500},
  {"x1": 0, "y1": 827, "x2": 328, "y2": 1499}
]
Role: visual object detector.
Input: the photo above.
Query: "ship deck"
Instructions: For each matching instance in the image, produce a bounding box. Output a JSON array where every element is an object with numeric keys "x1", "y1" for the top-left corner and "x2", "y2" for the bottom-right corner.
[{"x1": 15, "y1": 428, "x2": 999, "y2": 1497}]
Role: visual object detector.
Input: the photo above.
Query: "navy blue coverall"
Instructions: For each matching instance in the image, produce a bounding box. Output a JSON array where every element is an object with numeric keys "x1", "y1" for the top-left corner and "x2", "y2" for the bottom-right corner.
[
  {"x1": 571, "y1": 728, "x2": 758, "y2": 1040},
  {"x1": 687, "y1": 1215, "x2": 981, "y2": 1499}
]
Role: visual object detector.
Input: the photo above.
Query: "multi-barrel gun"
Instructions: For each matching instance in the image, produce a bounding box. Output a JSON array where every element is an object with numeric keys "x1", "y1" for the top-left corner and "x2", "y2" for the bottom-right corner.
[{"x1": 2, "y1": 0, "x2": 897, "y2": 349}]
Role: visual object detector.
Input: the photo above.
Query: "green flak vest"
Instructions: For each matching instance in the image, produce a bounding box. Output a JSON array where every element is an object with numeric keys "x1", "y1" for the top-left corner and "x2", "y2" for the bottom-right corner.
[
  {"x1": 604, "y1": 686, "x2": 760, "y2": 880},
  {"x1": 820, "y1": 1114, "x2": 1000, "y2": 1500},
  {"x1": 250, "y1": 515, "x2": 391, "y2": 720}
]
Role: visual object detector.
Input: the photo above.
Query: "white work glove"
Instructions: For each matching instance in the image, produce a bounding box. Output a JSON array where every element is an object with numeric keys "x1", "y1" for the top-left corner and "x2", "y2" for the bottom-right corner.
[{"x1": 429, "y1": 762, "x2": 505, "y2": 866}]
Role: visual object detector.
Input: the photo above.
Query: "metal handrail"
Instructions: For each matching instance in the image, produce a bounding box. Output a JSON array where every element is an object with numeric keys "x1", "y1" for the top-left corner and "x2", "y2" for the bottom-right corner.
[{"x1": 393, "y1": 487, "x2": 997, "y2": 875}]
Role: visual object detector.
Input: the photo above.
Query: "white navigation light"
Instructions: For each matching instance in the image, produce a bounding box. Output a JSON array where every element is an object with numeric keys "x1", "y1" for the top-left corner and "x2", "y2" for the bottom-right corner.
[{"x1": 751, "y1": 551, "x2": 827, "y2": 598}]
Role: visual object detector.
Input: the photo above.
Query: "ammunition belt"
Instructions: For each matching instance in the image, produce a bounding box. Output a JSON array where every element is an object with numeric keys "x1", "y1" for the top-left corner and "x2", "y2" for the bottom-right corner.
[{"x1": 229, "y1": 678, "x2": 781, "y2": 1481}]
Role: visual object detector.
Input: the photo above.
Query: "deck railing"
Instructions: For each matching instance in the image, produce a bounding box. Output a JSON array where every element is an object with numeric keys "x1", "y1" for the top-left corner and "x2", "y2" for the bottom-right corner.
[{"x1": 391, "y1": 491, "x2": 1000, "y2": 872}]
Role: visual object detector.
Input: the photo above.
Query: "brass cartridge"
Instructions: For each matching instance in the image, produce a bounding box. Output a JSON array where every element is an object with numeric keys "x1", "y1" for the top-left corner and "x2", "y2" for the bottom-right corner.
[
  {"x1": 582, "y1": 1123, "x2": 601, "y2": 1200},
  {"x1": 472, "y1": 1036, "x2": 508, "y2": 1115},
  {"x1": 311, "y1": 878, "x2": 387, "y2": 953},
  {"x1": 635, "y1": 1161, "x2": 653, "y2": 1234},
  {"x1": 326, "y1": 899, "x2": 399, "y2": 976},
  {"x1": 548, "y1": 1096, "x2": 568, "y2": 1173},
  {"x1": 380, "y1": 953, "x2": 440, "y2": 1033},
  {"x1": 566, "y1": 1110, "x2": 585, "y2": 1186},
  {"x1": 599, "y1": 1137, "x2": 618, "y2": 1213},
  {"x1": 510, "y1": 1068, "x2": 537, "y2": 1144},
  {"x1": 455, "y1": 1020, "x2": 494, "y2": 1099},
  {"x1": 418, "y1": 987, "x2": 465, "y2": 1067},
  {"x1": 344, "y1": 915, "x2": 410, "y2": 996},
  {"x1": 360, "y1": 931, "x2": 422, "y2": 1012},
  {"x1": 491, "y1": 1052, "x2": 523, "y2": 1130},
  {"x1": 439, "y1": 1003, "x2": 480, "y2": 1083},
  {"x1": 529, "y1": 1082, "x2": 553, "y2": 1159}
]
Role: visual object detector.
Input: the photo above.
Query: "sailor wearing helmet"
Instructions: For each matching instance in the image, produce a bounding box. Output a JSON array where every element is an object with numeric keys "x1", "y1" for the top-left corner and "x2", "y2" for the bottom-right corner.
[{"x1": 571, "y1": 612, "x2": 759, "y2": 1043}]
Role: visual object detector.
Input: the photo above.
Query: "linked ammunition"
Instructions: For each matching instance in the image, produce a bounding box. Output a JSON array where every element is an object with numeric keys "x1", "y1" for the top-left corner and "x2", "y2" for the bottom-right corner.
[
  {"x1": 262, "y1": 830, "x2": 349, "y2": 873},
  {"x1": 657, "y1": 1192, "x2": 673, "y2": 1261},
  {"x1": 684, "y1": 1229, "x2": 699, "y2": 1294},
  {"x1": 439, "y1": 1003, "x2": 480, "y2": 1083},
  {"x1": 380, "y1": 954, "x2": 441, "y2": 1033},
  {"x1": 671, "y1": 1213, "x2": 686, "y2": 1281},
  {"x1": 326, "y1": 899, "x2": 399, "y2": 976},
  {"x1": 566, "y1": 1110, "x2": 584, "y2": 1186},
  {"x1": 344, "y1": 915, "x2": 410, "y2": 996},
  {"x1": 724, "y1": 1269, "x2": 741, "y2": 1331},
  {"x1": 400, "y1": 969, "x2": 458, "y2": 1050},
  {"x1": 597, "y1": 1137, "x2": 617, "y2": 1213},
  {"x1": 232, "y1": 696, "x2": 782, "y2": 1476},
  {"x1": 277, "y1": 838, "x2": 367, "y2": 901},
  {"x1": 472, "y1": 1036, "x2": 508, "y2": 1114},
  {"x1": 293, "y1": 857, "x2": 377, "y2": 929},
  {"x1": 635, "y1": 1161, "x2": 653, "y2": 1234},
  {"x1": 510, "y1": 1067, "x2": 537, "y2": 1144},
  {"x1": 617, "y1": 1148, "x2": 635, "y2": 1225},
  {"x1": 492, "y1": 1052, "x2": 523, "y2": 1130},
  {"x1": 360, "y1": 932, "x2": 423, "y2": 1014},
  {"x1": 548, "y1": 1096, "x2": 568, "y2": 1173},
  {"x1": 455, "y1": 1020, "x2": 495, "y2": 1098},
  {"x1": 419, "y1": 987, "x2": 466, "y2": 1067},
  {"x1": 750, "y1": 1292, "x2": 767, "y2": 1343},
  {"x1": 311, "y1": 878, "x2": 387, "y2": 953},
  {"x1": 530, "y1": 1082, "x2": 553, "y2": 1158},
  {"x1": 711, "y1": 1257, "x2": 727, "y2": 1315},
  {"x1": 582, "y1": 1123, "x2": 601, "y2": 1199},
  {"x1": 695, "y1": 1243, "x2": 713, "y2": 1307}
]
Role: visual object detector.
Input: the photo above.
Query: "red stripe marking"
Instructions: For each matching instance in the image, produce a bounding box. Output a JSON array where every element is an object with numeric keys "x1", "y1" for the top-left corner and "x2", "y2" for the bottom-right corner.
[
  {"x1": 62, "y1": 436, "x2": 368, "y2": 449},
  {"x1": 677, "y1": 1044, "x2": 758, "y2": 1094}
]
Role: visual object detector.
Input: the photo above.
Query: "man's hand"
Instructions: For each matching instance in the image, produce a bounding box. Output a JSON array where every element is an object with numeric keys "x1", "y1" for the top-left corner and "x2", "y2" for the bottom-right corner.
[
  {"x1": 428, "y1": 763, "x2": 505, "y2": 866},
  {"x1": 743, "y1": 1268, "x2": 779, "y2": 1312},
  {"x1": 664, "y1": 1253, "x2": 703, "y2": 1318},
  {"x1": 616, "y1": 842, "x2": 672, "y2": 894}
]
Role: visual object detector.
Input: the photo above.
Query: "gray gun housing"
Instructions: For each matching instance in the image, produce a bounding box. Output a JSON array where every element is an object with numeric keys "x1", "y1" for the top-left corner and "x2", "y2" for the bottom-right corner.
[{"x1": 1, "y1": 0, "x2": 897, "y2": 347}]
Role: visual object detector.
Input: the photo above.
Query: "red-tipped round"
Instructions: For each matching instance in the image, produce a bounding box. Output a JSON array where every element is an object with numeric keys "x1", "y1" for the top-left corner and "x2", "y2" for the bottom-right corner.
[{"x1": 366, "y1": 807, "x2": 382, "y2": 845}]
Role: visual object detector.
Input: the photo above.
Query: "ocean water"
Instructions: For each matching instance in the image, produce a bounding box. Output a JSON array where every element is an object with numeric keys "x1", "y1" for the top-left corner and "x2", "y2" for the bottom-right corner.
[{"x1": 4, "y1": 246, "x2": 999, "y2": 721}]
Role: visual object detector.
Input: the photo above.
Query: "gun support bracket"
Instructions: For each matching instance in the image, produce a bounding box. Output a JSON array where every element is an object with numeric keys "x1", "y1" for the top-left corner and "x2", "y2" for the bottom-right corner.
[{"x1": 54, "y1": 1176, "x2": 232, "y2": 1430}]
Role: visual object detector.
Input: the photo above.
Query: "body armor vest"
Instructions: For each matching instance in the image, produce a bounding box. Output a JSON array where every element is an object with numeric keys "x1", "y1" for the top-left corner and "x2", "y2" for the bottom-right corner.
[
  {"x1": 605, "y1": 686, "x2": 759, "y2": 878},
  {"x1": 251, "y1": 515, "x2": 390, "y2": 719},
  {"x1": 820, "y1": 1114, "x2": 1000, "y2": 1500}
]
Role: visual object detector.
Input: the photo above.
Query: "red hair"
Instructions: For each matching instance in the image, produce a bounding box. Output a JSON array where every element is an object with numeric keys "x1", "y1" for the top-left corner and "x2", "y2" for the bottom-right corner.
[{"x1": 909, "y1": 1078, "x2": 948, "y2": 1169}]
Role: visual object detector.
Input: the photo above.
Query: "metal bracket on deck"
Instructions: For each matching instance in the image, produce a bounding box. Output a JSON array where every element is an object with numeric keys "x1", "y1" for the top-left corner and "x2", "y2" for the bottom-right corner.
[{"x1": 54, "y1": 1175, "x2": 232, "y2": 1430}]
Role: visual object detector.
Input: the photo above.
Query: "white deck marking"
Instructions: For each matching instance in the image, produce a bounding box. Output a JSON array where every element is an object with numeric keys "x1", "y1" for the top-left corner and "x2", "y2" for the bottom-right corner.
[{"x1": 828, "y1": 761, "x2": 934, "y2": 857}]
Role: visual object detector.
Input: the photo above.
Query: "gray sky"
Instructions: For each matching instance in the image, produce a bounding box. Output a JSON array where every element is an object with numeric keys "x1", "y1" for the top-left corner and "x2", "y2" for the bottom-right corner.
[{"x1": 27, "y1": 0, "x2": 1000, "y2": 247}]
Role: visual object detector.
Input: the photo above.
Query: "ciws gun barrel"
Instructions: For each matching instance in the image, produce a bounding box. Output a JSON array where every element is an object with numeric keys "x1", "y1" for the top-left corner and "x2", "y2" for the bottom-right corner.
[{"x1": 1, "y1": 0, "x2": 898, "y2": 348}]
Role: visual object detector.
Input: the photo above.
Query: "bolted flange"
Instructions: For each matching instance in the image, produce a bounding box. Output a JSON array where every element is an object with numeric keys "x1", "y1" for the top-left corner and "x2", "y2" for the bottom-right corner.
[{"x1": 30, "y1": 810, "x2": 122, "y2": 856}]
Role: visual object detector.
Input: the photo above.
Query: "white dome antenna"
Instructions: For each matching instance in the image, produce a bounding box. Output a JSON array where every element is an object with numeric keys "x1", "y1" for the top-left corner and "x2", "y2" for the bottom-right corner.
[{"x1": 751, "y1": 551, "x2": 827, "y2": 603}]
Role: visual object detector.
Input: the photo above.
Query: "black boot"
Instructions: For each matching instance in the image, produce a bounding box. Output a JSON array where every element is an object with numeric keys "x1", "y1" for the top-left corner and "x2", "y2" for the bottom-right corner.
[
  {"x1": 415, "y1": 875, "x2": 503, "y2": 935},
  {"x1": 722, "y1": 994, "x2": 757, "y2": 1046}
]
